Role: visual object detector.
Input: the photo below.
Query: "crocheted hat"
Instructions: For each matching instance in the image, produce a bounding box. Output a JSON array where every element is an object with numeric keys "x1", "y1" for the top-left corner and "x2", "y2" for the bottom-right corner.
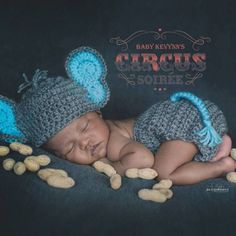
[{"x1": 0, "y1": 46, "x2": 110, "y2": 147}]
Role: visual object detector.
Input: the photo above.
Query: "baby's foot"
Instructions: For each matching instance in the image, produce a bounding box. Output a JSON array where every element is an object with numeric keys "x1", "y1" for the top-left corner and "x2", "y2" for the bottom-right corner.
[
  {"x1": 218, "y1": 156, "x2": 236, "y2": 175},
  {"x1": 209, "y1": 135, "x2": 232, "y2": 162}
]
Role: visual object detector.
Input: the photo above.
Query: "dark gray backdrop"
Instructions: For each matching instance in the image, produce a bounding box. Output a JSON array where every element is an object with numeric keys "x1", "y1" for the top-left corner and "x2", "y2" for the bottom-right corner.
[{"x1": 0, "y1": 0, "x2": 235, "y2": 143}]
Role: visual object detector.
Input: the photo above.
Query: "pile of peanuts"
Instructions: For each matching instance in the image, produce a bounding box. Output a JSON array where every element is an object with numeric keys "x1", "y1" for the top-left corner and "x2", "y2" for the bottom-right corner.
[
  {"x1": 2, "y1": 143, "x2": 236, "y2": 201},
  {"x1": 0, "y1": 142, "x2": 75, "y2": 189},
  {"x1": 93, "y1": 160, "x2": 173, "y2": 203},
  {"x1": 138, "y1": 179, "x2": 173, "y2": 203},
  {"x1": 93, "y1": 147, "x2": 236, "y2": 203},
  {"x1": 226, "y1": 148, "x2": 236, "y2": 183},
  {"x1": 93, "y1": 161, "x2": 122, "y2": 190}
]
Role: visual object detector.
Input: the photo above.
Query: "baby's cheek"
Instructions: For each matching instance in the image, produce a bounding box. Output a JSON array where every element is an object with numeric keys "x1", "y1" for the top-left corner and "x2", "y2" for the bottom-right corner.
[
  {"x1": 100, "y1": 146, "x2": 107, "y2": 157},
  {"x1": 69, "y1": 153, "x2": 92, "y2": 165}
]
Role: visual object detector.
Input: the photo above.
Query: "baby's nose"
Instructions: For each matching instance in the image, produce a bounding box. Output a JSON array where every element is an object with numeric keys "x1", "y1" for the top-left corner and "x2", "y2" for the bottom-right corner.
[{"x1": 79, "y1": 139, "x2": 89, "y2": 150}]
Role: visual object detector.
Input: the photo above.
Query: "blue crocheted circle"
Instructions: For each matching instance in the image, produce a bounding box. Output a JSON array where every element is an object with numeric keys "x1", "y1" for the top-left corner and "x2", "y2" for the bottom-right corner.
[
  {"x1": 65, "y1": 47, "x2": 108, "y2": 106},
  {"x1": 0, "y1": 97, "x2": 26, "y2": 143}
]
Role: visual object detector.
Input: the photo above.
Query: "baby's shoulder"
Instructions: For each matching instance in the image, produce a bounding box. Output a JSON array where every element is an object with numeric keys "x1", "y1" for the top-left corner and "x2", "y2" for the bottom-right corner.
[
  {"x1": 105, "y1": 119, "x2": 135, "y2": 139},
  {"x1": 105, "y1": 120, "x2": 135, "y2": 161}
]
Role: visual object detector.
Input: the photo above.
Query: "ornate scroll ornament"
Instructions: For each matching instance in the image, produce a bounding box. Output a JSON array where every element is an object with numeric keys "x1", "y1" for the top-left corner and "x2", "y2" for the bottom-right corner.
[{"x1": 110, "y1": 29, "x2": 211, "y2": 51}]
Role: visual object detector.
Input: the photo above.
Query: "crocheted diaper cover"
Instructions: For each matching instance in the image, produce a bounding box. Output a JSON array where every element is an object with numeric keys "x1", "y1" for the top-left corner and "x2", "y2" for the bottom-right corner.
[{"x1": 133, "y1": 98, "x2": 228, "y2": 162}]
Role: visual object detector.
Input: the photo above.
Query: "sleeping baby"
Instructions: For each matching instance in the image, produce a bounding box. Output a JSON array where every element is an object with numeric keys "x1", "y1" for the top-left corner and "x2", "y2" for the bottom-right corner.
[{"x1": 0, "y1": 47, "x2": 234, "y2": 185}]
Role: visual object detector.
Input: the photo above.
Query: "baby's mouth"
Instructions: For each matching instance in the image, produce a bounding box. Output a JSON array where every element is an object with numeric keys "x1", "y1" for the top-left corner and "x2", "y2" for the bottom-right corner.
[{"x1": 91, "y1": 142, "x2": 100, "y2": 156}]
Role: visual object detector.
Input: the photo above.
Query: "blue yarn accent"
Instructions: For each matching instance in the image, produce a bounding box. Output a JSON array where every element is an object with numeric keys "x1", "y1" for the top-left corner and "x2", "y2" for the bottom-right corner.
[
  {"x1": 65, "y1": 47, "x2": 109, "y2": 106},
  {"x1": 0, "y1": 97, "x2": 26, "y2": 143},
  {"x1": 170, "y1": 91, "x2": 222, "y2": 147}
]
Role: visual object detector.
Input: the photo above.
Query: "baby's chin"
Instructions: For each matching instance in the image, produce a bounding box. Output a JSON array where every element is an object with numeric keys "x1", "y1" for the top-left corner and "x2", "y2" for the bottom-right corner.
[
  {"x1": 93, "y1": 153, "x2": 107, "y2": 163},
  {"x1": 96, "y1": 143, "x2": 107, "y2": 159}
]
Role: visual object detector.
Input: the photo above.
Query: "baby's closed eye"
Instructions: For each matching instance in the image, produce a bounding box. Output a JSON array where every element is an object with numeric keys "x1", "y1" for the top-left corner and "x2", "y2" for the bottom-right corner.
[
  {"x1": 82, "y1": 121, "x2": 89, "y2": 132},
  {"x1": 64, "y1": 143, "x2": 74, "y2": 158}
]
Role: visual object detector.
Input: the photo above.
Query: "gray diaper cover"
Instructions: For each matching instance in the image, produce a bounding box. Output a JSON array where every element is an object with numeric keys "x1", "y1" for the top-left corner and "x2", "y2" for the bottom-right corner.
[{"x1": 133, "y1": 99, "x2": 228, "y2": 162}]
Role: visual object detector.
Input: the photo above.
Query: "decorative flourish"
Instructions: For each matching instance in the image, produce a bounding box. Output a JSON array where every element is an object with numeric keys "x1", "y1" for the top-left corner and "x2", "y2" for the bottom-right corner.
[
  {"x1": 110, "y1": 30, "x2": 161, "y2": 51},
  {"x1": 118, "y1": 72, "x2": 135, "y2": 86},
  {"x1": 185, "y1": 72, "x2": 203, "y2": 86},
  {"x1": 161, "y1": 30, "x2": 211, "y2": 51},
  {"x1": 110, "y1": 29, "x2": 211, "y2": 51}
]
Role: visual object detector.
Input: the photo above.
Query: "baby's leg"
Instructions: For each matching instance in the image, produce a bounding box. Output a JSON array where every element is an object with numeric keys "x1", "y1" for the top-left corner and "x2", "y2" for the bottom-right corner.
[
  {"x1": 152, "y1": 140, "x2": 236, "y2": 185},
  {"x1": 209, "y1": 134, "x2": 232, "y2": 162}
]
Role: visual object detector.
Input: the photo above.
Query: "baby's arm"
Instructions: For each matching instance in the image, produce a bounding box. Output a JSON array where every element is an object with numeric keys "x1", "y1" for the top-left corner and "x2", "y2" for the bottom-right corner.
[{"x1": 110, "y1": 141, "x2": 154, "y2": 176}]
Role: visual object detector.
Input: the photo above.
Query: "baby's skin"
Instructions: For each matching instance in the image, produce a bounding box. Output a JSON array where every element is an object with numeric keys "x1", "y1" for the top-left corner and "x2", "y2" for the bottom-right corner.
[{"x1": 44, "y1": 111, "x2": 236, "y2": 185}]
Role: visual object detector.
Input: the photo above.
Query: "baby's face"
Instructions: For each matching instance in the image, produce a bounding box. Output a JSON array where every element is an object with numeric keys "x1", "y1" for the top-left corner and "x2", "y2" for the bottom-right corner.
[{"x1": 44, "y1": 111, "x2": 110, "y2": 164}]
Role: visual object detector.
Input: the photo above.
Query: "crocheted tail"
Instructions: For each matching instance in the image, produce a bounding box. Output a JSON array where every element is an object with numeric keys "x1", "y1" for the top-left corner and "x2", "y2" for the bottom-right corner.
[{"x1": 170, "y1": 91, "x2": 222, "y2": 148}]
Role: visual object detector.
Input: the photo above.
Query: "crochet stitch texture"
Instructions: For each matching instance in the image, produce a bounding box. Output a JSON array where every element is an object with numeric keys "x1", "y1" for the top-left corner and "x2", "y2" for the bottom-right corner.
[
  {"x1": 16, "y1": 76, "x2": 102, "y2": 147},
  {"x1": 133, "y1": 99, "x2": 228, "y2": 162},
  {"x1": 11, "y1": 47, "x2": 110, "y2": 147}
]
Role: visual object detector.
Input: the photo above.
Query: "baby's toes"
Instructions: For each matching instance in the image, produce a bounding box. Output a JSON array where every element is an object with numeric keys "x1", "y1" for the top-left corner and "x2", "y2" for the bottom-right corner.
[{"x1": 220, "y1": 157, "x2": 236, "y2": 174}]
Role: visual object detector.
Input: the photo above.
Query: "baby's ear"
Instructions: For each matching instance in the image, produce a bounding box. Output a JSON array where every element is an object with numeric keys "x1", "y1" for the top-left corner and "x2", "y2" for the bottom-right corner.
[
  {"x1": 65, "y1": 46, "x2": 110, "y2": 108},
  {"x1": 0, "y1": 95, "x2": 27, "y2": 144},
  {"x1": 96, "y1": 110, "x2": 102, "y2": 118}
]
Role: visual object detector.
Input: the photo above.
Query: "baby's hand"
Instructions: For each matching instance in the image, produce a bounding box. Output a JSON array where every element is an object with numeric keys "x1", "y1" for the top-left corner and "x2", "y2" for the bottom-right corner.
[{"x1": 99, "y1": 157, "x2": 113, "y2": 165}]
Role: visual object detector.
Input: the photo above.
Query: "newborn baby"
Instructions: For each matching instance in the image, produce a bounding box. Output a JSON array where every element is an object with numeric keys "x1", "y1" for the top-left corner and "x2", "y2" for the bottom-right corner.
[
  {"x1": 0, "y1": 46, "x2": 234, "y2": 186},
  {"x1": 43, "y1": 108, "x2": 235, "y2": 185}
]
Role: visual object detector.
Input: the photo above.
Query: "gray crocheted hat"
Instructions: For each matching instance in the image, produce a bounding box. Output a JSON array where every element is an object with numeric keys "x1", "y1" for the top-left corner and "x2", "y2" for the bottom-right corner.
[{"x1": 0, "y1": 47, "x2": 110, "y2": 147}]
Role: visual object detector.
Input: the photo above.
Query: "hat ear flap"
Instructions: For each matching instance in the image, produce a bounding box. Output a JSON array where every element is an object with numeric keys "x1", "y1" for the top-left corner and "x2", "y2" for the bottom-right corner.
[
  {"x1": 0, "y1": 95, "x2": 27, "y2": 144},
  {"x1": 65, "y1": 46, "x2": 110, "y2": 107}
]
